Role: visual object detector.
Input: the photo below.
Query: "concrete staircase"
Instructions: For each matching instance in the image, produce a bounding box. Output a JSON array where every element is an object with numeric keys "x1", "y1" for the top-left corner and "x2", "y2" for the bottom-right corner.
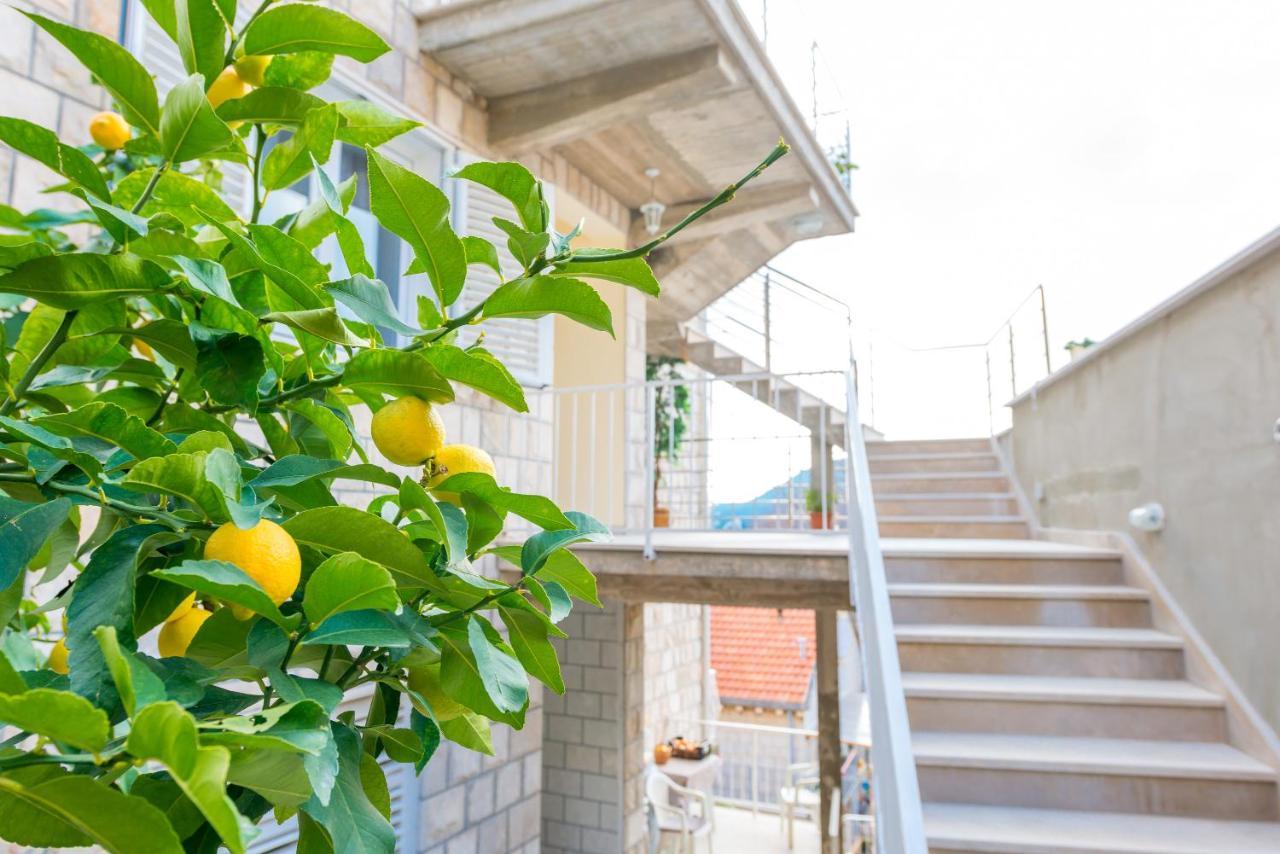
[{"x1": 872, "y1": 438, "x2": 1280, "y2": 853}]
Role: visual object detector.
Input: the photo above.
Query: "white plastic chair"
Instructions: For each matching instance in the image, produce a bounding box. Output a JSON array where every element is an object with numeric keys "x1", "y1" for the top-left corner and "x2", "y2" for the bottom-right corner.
[
  {"x1": 778, "y1": 761, "x2": 820, "y2": 850},
  {"x1": 646, "y1": 769, "x2": 715, "y2": 854}
]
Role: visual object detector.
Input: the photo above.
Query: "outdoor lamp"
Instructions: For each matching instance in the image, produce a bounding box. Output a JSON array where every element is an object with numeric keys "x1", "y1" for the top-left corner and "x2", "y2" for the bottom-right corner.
[
  {"x1": 1128, "y1": 502, "x2": 1166, "y2": 533},
  {"x1": 640, "y1": 167, "x2": 665, "y2": 235}
]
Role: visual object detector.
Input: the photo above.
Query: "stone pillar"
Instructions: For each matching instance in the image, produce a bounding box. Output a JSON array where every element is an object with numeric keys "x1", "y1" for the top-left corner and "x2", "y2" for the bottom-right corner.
[{"x1": 816, "y1": 608, "x2": 842, "y2": 852}]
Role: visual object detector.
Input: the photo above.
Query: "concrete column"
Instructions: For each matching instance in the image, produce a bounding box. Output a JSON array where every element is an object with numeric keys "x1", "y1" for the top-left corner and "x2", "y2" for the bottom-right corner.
[
  {"x1": 810, "y1": 430, "x2": 836, "y2": 528},
  {"x1": 816, "y1": 608, "x2": 842, "y2": 852}
]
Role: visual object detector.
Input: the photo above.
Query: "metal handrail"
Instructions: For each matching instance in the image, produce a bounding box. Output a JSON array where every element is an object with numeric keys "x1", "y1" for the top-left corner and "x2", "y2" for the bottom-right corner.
[{"x1": 842, "y1": 369, "x2": 927, "y2": 852}]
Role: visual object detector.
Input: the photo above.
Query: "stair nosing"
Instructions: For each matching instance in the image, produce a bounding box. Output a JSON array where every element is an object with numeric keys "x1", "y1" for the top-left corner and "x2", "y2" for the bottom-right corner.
[
  {"x1": 876, "y1": 492, "x2": 1019, "y2": 500},
  {"x1": 873, "y1": 471, "x2": 1009, "y2": 480},
  {"x1": 889, "y1": 582, "x2": 1149, "y2": 600},
  {"x1": 895, "y1": 624, "x2": 1183, "y2": 649},
  {"x1": 868, "y1": 451, "x2": 1000, "y2": 462},
  {"x1": 879, "y1": 515, "x2": 1027, "y2": 524},
  {"x1": 902, "y1": 673, "x2": 1223, "y2": 707}
]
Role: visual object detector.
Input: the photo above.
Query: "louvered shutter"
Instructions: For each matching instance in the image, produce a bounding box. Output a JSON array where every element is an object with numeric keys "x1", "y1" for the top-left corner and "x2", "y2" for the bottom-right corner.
[
  {"x1": 453, "y1": 159, "x2": 554, "y2": 386},
  {"x1": 127, "y1": 3, "x2": 252, "y2": 212}
]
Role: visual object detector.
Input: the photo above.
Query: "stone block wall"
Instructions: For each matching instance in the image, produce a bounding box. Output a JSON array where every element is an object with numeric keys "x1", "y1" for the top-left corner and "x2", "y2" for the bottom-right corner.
[{"x1": 643, "y1": 603, "x2": 709, "y2": 748}]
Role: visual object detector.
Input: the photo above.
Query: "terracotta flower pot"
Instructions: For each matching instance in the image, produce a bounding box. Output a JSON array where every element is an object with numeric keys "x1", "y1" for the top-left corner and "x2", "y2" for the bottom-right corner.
[
  {"x1": 809, "y1": 510, "x2": 834, "y2": 530},
  {"x1": 653, "y1": 507, "x2": 670, "y2": 528}
]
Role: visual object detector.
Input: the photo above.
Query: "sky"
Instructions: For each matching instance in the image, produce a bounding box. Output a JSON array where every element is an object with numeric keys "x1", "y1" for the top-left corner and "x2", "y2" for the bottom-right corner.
[{"x1": 733, "y1": 0, "x2": 1280, "y2": 438}]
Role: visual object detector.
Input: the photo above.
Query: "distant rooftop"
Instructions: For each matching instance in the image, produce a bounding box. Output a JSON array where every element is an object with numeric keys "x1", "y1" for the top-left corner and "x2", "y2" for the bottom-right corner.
[{"x1": 711, "y1": 607, "x2": 816, "y2": 709}]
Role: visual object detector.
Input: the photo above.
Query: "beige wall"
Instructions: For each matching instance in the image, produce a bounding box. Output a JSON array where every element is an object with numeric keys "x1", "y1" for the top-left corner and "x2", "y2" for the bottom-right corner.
[{"x1": 1008, "y1": 233, "x2": 1280, "y2": 732}]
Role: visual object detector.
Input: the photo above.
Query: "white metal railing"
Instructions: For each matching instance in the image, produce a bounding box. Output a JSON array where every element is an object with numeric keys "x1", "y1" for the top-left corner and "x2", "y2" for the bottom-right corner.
[{"x1": 842, "y1": 369, "x2": 927, "y2": 852}]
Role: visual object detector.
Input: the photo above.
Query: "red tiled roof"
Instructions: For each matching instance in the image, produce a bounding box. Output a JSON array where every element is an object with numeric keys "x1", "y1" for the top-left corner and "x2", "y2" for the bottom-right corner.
[{"x1": 710, "y1": 607, "x2": 816, "y2": 708}]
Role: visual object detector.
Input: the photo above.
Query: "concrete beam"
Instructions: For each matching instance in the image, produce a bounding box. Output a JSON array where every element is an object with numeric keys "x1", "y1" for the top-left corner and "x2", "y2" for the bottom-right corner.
[
  {"x1": 487, "y1": 46, "x2": 738, "y2": 154},
  {"x1": 415, "y1": 0, "x2": 613, "y2": 51},
  {"x1": 629, "y1": 181, "x2": 818, "y2": 248}
]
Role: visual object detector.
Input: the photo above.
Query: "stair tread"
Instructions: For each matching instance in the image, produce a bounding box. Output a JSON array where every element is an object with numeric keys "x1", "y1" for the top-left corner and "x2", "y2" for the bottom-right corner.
[
  {"x1": 903, "y1": 672, "x2": 1222, "y2": 706},
  {"x1": 876, "y1": 492, "x2": 1018, "y2": 500},
  {"x1": 924, "y1": 803, "x2": 1280, "y2": 853},
  {"x1": 882, "y1": 538, "x2": 1119, "y2": 560},
  {"x1": 889, "y1": 582, "x2": 1148, "y2": 600},
  {"x1": 914, "y1": 731, "x2": 1274, "y2": 780},
  {"x1": 869, "y1": 451, "x2": 998, "y2": 462},
  {"x1": 896, "y1": 624, "x2": 1182, "y2": 648},
  {"x1": 873, "y1": 471, "x2": 1008, "y2": 480},
  {"x1": 879, "y1": 515, "x2": 1026, "y2": 523}
]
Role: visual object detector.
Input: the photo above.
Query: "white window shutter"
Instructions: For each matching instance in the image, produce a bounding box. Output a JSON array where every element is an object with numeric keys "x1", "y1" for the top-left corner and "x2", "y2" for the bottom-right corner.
[{"x1": 452, "y1": 157, "x2": 554, "y2": 387}]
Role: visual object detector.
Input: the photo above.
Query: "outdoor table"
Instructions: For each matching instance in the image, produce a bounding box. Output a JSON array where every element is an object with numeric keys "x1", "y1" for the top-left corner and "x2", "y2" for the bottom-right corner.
[{"x1": 660, "y1": 754, "x2": 722, "y2": 805}]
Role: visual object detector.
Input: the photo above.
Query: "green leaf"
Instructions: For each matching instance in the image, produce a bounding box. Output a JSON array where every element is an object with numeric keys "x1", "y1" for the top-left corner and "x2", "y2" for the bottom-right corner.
[
  {"x1": 0, "y1": 767, "x2": 185, "y2": 852},
  {"x1": 126, "y1": 702, "x2": 253, "y2": 854},
  {"x1": 68, "y1": 524, "x2": 169, "y2": 711},
  {"x1": 492, "y1": 217, "x2": 550, "y2": 269},
  {"x1": 0, "y1": 416, "x2": 101, "y2": 478},
  {"x1": 172, "y1": 255, "x2": 239, "y2": 306},
  {"x1": 249, "y1": 455, "x2": 400, "y2": 490},
  {"x1": 341, "y1": 348, "x2": 454, "y2": 403},
  {"x1": 82, "y1": 193, "x2": 149, "y2": 243},
  {"x1": 283, "y1": 399, "x2": 355, "y2": 462},
  {"x1": 492, "y1": 544, "x2": 600, "y2": 606},
  {"x1": 116, "y1": 168, "x2": 237, "y2": 225},
  {"x1": 461, "y1": 234, "x2": 501, "y2": 276},
  {"x1": 283, "y1": 506, "x2": 439, "y2": 594},
  {"x1": 264, "y1": 307, "x2": 362, "y2": 346},
  {"x1": 183, "y1": 606, "x2": 256, "y2": 677},
  {"x1": 118, "y1": 318, "x2": 199, "y2": 369},
  {"x1": 194, "y1": 328, "x2": 265, "y2": 412},
  {"x1": 261, "y1": 50, "x2": 334, "y2": 91},
  {"x1": 483, "y1": 275, "x2": 613, "y2": 334},
  {"x1": 303, "y1": 552, "x2": 398, "y2": 625},
  {"x1": 438, "y1": 711, "x2": 493, "y2": 755},
  {"x1": 23, "y1": 12, "x2": 160, "y2": 135},
  {"x1": 263, "y1": 103, "x2": 337, "y2": 191},
  {"x1": 325, "y1": 274, "x2": 421, "y2": 337},
  {"x1": 335, "y1": 100, "x2": 419, "y2": 146},
  {"x1": 121, "y1": 452, "x2": 227, "y2": 520},
  {"x1": 521, "y1": 511, "x2": 610, "y2": 575},
  {"x1": 153, "y1": 560, "x2": 296, "y2": 628},
  {"x1": 553, "y1": 251, "x2": 660, "y2": 296},
  {"x1": 0, "y1": 497, "x2": 71, "y2": 590},
  {"x1": 432, "y1": 472, "x2": 571, "y2": 530},
  {"x1": 216, "y1": 86, "x2": 324, "y2": 125},
  {"x1": 438, "y1": 621, "x2": 527, "y2": 722},
  {"x1": 366, "y1": 147, "x2": 465, "y2": 306},
  {"x1": 228, "y1": 747, "x2": 312, "y2": 808},
  {"x1": 94, "y1": 625, "x2": 166, "y2": 716},
  {"x1": 408, "y1": 710, "x2": 440, "y2": 772},
  {"x1": 498, "y1": 603, "x2": 564, "y2": 693},
  {"x1": 452, "y1": 161, "x2": 544, "y2": 232},
  {"x1": 300, "y1": 724, "x2": 396, "y2": 854},
  {"x1": 302, "y1": 609, "x2": 416, "y2": 648},
  {"x1": 0, "y1": 688, "x2": 108, "y2": 751},
  {"x1": 160, "y1": 74, "x2": 235, "y2": 163},
  {"x1": 378, "y1": 728, "x2": 424, "y2": 764},
  {"x1": 312, "y1": 164, "x2": 373, "y2": 280},
  {"x1": 423, "y1": 344, "x2": 527, "y2": 412},
  {"x1": 243, "y1": 5, "x2": 391, "y2": 61},
  {"x1": 465, "y1": 617, "x2": 527, "y2": 713},
  {"x1": 34, "y1": 402, "x2": 177, "y2": 462},
  {"x1": 0, "y1": 116, "x2": 110, "y2": 201},
  {"x1": 0, "y1": 253, "x2": 170, "y2": 310},
  {"x1": 175, "y1": 0, "x2": 229, "y2": 86}
]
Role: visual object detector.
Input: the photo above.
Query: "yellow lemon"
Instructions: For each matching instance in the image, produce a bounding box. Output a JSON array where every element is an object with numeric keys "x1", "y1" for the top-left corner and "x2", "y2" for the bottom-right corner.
[
  {"x1": 234, "y1": 55, "x2": 273, "y2": 87},
  {"x1": 207, "y1": 66, "x2": 251, "y2": 109},
  {"x1": 371, "y1": 397, "x2": 447, "y2": 467},
  {"x1": 427, "y1": 444, "x2": 496, "y2": 503},
  {"x1": 166, "y1": 592, "x2": 196, "y2": 624},
  {"x1": 406, "y1": 662, "x2": 467, "y2": 721},
  {"x1": 89, "y1": 111, "x2": 131, "y2": 150},
  {"x1": 47, "y1": 638, "x2": 69, "y2": 675},
  {"x1": 204, "y1": 519, "x2": 301, "y2": 620},
  {"x1": 158, "y1": 608, "x2": 211, "y2": 658}
]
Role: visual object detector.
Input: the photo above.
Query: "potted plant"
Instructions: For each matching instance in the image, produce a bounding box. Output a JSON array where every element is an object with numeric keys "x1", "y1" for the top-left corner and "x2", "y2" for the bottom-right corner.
[
  {"x1": 806, "y1": 488, "x2": 836, "y2": 529},
  {"x1": 648, "y1": 356, "x2": 691, "y2": 527},
  {"x1": 1065, "y1": 338, "x2": 1097, "y2": 361}
]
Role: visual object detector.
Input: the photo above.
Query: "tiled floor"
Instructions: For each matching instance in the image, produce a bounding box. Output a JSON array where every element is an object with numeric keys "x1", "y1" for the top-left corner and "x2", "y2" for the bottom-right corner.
[{"x1": 688, "y1": 805, "x2": 821, "y2": 853}]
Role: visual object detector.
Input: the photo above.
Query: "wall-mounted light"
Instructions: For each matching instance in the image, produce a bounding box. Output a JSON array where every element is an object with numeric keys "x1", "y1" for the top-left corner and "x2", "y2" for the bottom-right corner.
[
  {"x1": 1128, "y1": 502, "x2": 1166, "y2": 533},
  {"x1": 639, "y1": 167, "x2": 665, "y2": 236}
]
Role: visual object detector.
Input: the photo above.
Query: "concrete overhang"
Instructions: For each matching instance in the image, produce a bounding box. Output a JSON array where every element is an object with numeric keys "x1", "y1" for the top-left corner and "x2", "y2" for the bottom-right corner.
[{"x1": 414, "y1": 0, "x2": 858, "y2": 326}]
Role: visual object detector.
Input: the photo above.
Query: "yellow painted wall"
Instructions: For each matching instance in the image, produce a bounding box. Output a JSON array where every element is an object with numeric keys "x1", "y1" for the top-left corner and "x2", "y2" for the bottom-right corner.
[{"x1": 552, "y1": 192, "x2": 631, "y2": 524}]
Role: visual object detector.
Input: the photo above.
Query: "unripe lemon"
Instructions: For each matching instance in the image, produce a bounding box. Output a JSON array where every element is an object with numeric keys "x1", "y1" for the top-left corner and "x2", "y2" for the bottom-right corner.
[
  {"x1": 234, "y1": 55, "x2": 273, "y2": 87},
  {"x1": 207, "y1": 66, "x2": 251, "y2": 109},
  {"x1": 166, "y1": 592, "x2": 196, "y2": 623},
  {"x1": 427, "y1": 444, "x2": 496, "y2": 503},
  {"x1": 406, "y1": 661, "x2": 467, "y2": 721},
  {"x1": 89, "y1": 111, "x2": 131, "y2": 150},
  {"x1": 158, "y1": 608, "x2": 211, "y2": 658},
  {"x1": 204, "y1": 519, "x2": 301, "y2": 620},
  {"x1": 47, "y1": 638, "x2": 69, "y2": 675},
  {"x1": 371, "y1": 397, "x2": 446, "y2": 466}
]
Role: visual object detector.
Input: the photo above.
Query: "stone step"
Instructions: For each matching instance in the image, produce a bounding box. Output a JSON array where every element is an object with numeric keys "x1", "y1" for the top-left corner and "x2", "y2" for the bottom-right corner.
[
  {"x1": 897, "y1": 625, "x2": 1185, "y2": 679},
  {"x1": 904, "y1": 673, "x2": 1226, "y2": 741},
  {"x1": 866, "y1": 438, "x2": 992, "y2": 456},
  {"x1": 915, "y1": 732, "x2": 1279, "y2": 821},
  {"x1": 872, "y1": 472, "x2": 1011, "y2": 494},
  {"x1": 889, "y1": 583, "x2": 1152, "y2": 628},
  {"x1": 885, "y1": 553, "x2": 1126, "y2": 587},
  {"x1": 869, "y1": 453, "x2": 1001, "y2": 475},
  {"x1": 879, "y1": 517, "x2": 1030, "y2": 540},
  {"x1": 924, "y1": 803, "x2": 1280, "y2": 853},
  {"x1": 875, "y1": 494, "x2": 1021, "y2": 517}
]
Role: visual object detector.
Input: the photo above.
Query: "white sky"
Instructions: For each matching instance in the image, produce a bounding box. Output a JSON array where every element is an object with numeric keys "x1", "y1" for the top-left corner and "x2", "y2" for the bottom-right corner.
[{"x1": 744, "y1": 0, "x2": 1280, "y2": 438}]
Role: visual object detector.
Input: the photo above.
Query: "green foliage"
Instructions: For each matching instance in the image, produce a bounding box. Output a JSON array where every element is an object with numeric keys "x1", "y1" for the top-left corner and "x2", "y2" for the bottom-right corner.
[{"x1": 0, "y1": 2, "x2": 786, "y2": 850}]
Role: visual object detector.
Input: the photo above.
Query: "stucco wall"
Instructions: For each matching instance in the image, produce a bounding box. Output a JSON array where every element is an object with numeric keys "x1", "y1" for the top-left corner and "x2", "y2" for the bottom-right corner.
[{"x1": 1008, "y1": 233, "x2": 1280, "y2": 732}]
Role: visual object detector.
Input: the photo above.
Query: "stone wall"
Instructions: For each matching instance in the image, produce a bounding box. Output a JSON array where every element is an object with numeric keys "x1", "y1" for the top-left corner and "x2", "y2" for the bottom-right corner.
[{"x1": 643, "y1": 603, "x2": 709, "y2": 747}]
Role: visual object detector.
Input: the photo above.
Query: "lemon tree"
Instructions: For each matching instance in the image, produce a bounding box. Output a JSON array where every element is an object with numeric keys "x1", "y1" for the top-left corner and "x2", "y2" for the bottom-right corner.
[{"x1": 0, "y1": 3, "x2": 788, "y2": 851}]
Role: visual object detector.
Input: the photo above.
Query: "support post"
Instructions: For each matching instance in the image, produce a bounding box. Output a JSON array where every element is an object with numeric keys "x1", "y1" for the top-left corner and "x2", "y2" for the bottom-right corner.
[{"x1": 816, "y1": 608, "x2": 842, "y2": 853}]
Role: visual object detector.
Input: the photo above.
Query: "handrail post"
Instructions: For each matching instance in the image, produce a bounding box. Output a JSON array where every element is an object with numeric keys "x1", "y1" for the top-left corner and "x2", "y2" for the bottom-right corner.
[
  {"x1": 763, "y1": 270, "x2": 773, "y2": 372},
  {"x1": 1038, "y1": 284, "x2": 1052, "y2": 376}
]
